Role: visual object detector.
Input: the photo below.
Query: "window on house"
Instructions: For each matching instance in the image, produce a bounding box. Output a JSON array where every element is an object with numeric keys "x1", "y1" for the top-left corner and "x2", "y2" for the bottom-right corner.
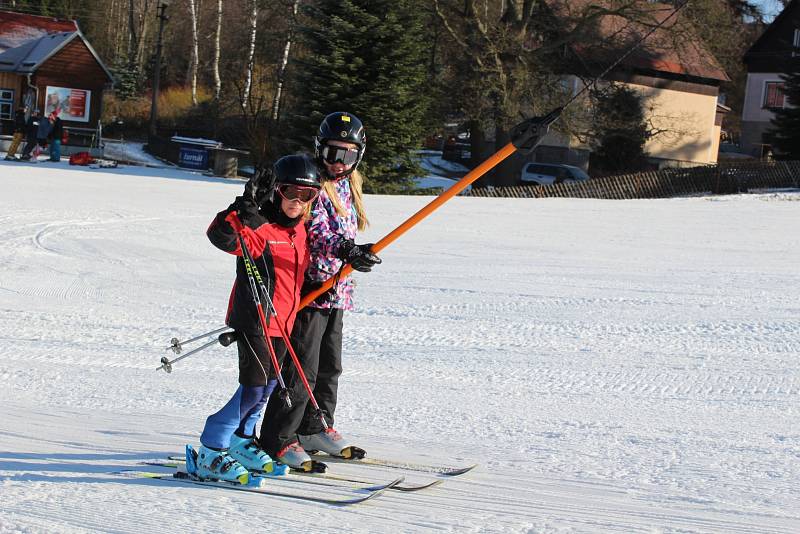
[
  {"x1": 763, "y1": 82, "x2": 785, "y2": 109},
  {"x1": 0, "y1": 89, "x2": 14, "y2": 120},
  {"x1": 794, "y1": 29, "x2": 800, "y2": 57}
]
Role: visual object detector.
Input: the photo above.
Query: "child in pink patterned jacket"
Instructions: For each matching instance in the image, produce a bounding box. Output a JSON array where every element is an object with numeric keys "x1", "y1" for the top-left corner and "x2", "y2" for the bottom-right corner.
[{"x1": 258, "y1": 112, "x2": 381, "y2": 470}]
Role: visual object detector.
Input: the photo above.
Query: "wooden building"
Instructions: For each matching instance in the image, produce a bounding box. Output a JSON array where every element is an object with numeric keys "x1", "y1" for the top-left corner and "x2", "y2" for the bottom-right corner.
[{"x1": 0, "y1": 11, "x2": 113, "y2": 150}]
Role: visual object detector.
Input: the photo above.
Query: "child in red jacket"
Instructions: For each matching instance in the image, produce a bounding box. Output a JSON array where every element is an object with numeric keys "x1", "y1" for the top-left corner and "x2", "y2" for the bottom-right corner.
[{"x1": 191, "y1": 154, "x2": 321, "y2": 484}]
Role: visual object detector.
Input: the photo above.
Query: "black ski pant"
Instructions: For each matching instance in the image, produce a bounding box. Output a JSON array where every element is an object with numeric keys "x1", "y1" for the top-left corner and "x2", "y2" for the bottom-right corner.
[
  {"x1": 21, "y1": 138, "x2": 37, "y2": 157},
  {"x1": 258, "y1": 306, "x2": 344, "y2": 457}
]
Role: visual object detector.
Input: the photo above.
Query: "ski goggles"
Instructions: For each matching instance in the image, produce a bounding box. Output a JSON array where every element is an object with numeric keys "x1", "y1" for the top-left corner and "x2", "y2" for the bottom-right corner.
[
  {"x1": 320, "y1": 144, "x2": 360, "y2": 166},
  {"x1": 276, "y1": 184, "x2": 319, "y2": 203}
]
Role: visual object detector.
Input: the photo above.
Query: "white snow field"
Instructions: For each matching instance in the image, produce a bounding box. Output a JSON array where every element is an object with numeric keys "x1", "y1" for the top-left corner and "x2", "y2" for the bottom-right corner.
[{"x1": 0, "y1": 159, "x2": 798, "y2": 533}]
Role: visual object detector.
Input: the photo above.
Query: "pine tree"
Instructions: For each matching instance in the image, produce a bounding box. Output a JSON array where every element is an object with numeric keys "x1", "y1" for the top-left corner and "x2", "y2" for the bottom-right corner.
[
  {"x1": 284, "y1": 0, "x2": 431, "y2": 192},
  {"x1": 590, "y1": 85, "x2": 650, "y2": 175},
  {"x1": 768, "y1": 54, "x2": 800, "y2": 159},
  {"x1": 111, "y1": 59, "x2": 141, "y2": 101}
]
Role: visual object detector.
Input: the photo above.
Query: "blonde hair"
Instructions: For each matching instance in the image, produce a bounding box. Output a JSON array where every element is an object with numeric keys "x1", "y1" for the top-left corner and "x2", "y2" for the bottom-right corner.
[{"x1": 322, "y1": 169, "x2": 369, "y2": 231}]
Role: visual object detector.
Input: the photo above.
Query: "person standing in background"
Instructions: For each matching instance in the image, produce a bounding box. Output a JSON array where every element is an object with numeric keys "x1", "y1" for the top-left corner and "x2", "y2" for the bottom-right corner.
[
  {"x1": 4, "y1": 106, "x2": 27, "y2": 161},
  {"x1": 48, "y1": 113, "x2": 63, "y2": 162},
  {"x1": 30, "y1": 111, "x2": 52, "y2": 162},
  {"x1": 19, "y1": 109, "x2": 41, "y2": 161}
]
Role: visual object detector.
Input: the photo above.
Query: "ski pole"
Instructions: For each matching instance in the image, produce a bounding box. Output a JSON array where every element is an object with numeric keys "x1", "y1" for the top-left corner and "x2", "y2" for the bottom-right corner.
[
  {"x1": 167, "y1": 326, "x2": 229, "y2": 354},
  {"x1": 237, "y1": 226, "x2": 329, "y2": 429},
  {"x1": 234, "y1": 230, "x2": 294, "y2": 408},
  {"x1": 157, "y1": 331, "x2": 238, "y2": 373},
  {"x1": 299, "y1": 1, "x2": 691, "y2": 309}
]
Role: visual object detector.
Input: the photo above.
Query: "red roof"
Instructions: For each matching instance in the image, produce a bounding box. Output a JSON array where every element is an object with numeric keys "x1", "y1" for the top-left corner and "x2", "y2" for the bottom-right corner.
[
  {"x1": 0, "y1": 11, "x2": 78, "y2": 53},
  {"x1": 546, "y1": 0, "x2": 729, "y2": 83}
]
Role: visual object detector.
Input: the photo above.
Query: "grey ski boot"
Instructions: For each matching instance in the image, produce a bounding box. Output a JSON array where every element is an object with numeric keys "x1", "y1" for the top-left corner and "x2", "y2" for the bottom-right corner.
[
  {"x1": 298, "y1": 428, "x2": 366, "y2": 459},
  {"x1": 275, "y1": 441, "x2": 327, "y2": 473}
]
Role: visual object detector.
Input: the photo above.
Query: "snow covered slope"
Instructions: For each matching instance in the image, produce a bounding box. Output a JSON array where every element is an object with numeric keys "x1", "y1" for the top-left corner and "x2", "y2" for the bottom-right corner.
[{"x1": 0, "y1": 159, "x2": 798, "y2": 533}]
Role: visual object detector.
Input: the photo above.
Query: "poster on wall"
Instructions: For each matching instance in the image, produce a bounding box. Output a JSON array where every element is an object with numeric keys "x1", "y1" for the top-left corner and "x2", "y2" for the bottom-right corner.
[{"x1": 44, "y1": 86, "x2": 91, "y2": 122}]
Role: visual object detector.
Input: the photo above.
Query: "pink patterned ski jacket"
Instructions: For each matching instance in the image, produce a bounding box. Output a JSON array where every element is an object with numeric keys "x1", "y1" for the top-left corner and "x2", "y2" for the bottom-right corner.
[{"x1": 305, "y1": 178, "x2": 358, "y2": 310}]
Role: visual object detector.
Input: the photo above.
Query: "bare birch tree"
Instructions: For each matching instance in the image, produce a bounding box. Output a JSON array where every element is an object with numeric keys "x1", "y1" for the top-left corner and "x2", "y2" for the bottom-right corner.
[
  {"x1": 187, "y1": 0, "x2": 200, "y2": 105},
  {"x1": 241, "y1": 0, "x2": 258, "y2": 110},
  {"x1": 271, "y1": 0, "x2": 300, "y2": 121},
  {"x1": 213, "y1": 0, "x2": 223, "y2": 101},
  {"x1": 135, "y1": 4, "x2": 151, "y2": 69}
]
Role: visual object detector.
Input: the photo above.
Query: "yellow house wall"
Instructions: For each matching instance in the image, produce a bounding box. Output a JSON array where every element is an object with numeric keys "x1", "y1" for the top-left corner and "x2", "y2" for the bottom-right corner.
[
  {"x1": 710, "y1": 124, "x2": 722, "y2": 160},
  {"x1": 629, "y1": 82, "x2": 720, "y2": 165},
  {"x1": 552, "y1": 77, "x2": 721, "y2": 166}
]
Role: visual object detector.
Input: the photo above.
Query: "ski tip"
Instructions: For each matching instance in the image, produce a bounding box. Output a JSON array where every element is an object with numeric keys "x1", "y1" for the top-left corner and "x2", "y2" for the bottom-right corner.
[
  {"x1": 395, "y1": 479, "x2": 445, "y2": 492},
  {"x1": 441, "y1": 463, "x2": 478, "y2": 476},
  {"x1": 387, "y1": 476, "x2": 405, "y2": 488}
]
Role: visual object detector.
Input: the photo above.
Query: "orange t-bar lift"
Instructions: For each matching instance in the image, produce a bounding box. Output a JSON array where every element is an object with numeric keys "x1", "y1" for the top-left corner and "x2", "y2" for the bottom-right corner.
[{"x1": 298, "y1": 108, "x2": 561, "y2": 309}]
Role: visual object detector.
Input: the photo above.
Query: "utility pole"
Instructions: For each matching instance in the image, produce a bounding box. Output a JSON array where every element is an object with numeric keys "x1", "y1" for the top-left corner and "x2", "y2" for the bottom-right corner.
[{"x1": 149, "y1": 1, "x2": 170, "y2": 137}]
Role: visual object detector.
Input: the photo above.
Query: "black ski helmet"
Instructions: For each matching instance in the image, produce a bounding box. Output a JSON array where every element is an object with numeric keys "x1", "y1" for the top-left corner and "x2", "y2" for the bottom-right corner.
[
  {"x1": 251, "y1": 154, "x2": 321, "y2": 206},
  {"x1": 272, "y1": 154, "x2": 322, "y2": 190},
  {"x1": 314, "y1": 112, "x2": 366, "y2": 178}
]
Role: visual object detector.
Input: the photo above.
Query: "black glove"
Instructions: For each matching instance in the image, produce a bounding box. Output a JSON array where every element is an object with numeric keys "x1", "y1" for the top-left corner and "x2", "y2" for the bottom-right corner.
[
  {"x1": 246, "y1": 167, "x2": 274, "y2": 206},
  {"x1": 301, "y1": 277, "x2": 335, "y2": 305},
  {"x1": 229, "y1": 194, "x2": 259, "y2": 228},
  {"x1": 338, "y1": 240, "x2": 382, "y2": 272}
]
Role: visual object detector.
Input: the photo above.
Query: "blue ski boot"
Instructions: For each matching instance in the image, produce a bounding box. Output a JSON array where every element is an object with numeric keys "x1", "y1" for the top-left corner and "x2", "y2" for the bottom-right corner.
[
  {"x1": 194, "y1": 445, "x2": 249, "y2": 484},
  {"x1": 228, "y1": 434, "x2": 288, "y2": 477},
  {"x1": 185, "y1": 444, "x2": 199, "y2": 475}
]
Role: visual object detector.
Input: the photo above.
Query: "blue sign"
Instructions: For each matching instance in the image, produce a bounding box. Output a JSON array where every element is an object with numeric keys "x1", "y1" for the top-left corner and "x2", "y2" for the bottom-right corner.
[{"x1": 178, "y1": 146, "x2": 209, "y2": 169}]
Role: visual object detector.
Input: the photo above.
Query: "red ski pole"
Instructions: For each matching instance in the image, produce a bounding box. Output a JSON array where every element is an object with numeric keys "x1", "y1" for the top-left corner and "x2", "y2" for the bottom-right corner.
[
  {"x1": 235, "y1": 224, "x2": 329, "y2": 432},
  {"x1": 235, "y1": 231, "x2": 292, "y2": 407}
]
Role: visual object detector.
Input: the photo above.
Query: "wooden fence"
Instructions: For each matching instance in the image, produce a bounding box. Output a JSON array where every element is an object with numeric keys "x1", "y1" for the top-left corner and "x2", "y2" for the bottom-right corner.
[{"x1": 466, "y1": 160, "x2": 800, "y2": 199}]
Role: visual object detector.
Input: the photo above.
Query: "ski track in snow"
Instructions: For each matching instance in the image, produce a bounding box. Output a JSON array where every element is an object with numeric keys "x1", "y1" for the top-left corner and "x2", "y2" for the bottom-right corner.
[{"x1": 0, "y1": 161, "x2": 799, "y2": 532}]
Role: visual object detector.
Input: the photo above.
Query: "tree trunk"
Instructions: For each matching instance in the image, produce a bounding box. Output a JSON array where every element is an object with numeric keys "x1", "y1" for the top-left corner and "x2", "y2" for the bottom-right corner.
[
  {"x1": 213, "y1": 0, "x2": 223, "y2": 101},
  {"x1": 135, "y1": 3, "x2": 151, "y2": 70},
  {"x1": 127, "y1": 0, "x2": 138, "y2": 63},
  {"x1": 187, "y1": 0, "x2": 200, "y2": 106},
  {"x1": 272, "y1": 0, "x2": 300, "y2": 121},
  {"x1": 242, "y1": 0, "x2": 258, "y2": 110}
]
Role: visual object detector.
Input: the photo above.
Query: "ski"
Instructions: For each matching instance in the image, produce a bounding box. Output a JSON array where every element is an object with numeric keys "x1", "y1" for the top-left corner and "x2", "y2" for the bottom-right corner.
[
  {"x1": 114, "y1": 469, "x2": 401, "y2": 505},
  {"x1": 310, "y1": 454, "x2": 478, "y2": 477},
  {"x1": 149, "y1": 459, "x2": 442, "y2": 492},
  {"x1": 295, "y1": 470, "x2": 443, "y2": 492},
  {"x1": 168, "y1": 454, "x2": 476, "y2": 476}
]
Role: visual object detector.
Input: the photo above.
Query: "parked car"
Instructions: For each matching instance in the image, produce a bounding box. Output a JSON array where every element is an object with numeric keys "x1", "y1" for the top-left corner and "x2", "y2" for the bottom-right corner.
[
  {"x1": 520, "y1": 163, "x2": 590, "y2": 185},
  {"x1": 717, "y1": 142, "x2": 755, "y2": 161},
  {"x1": 411, "y1": 176, "x2": 472, "y2": 195}
]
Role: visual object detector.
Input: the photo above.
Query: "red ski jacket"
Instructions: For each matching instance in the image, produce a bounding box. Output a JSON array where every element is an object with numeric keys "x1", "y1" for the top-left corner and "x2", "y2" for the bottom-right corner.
[{"x1": 207, "y1": 200, "x2": 309, "y2": 337}]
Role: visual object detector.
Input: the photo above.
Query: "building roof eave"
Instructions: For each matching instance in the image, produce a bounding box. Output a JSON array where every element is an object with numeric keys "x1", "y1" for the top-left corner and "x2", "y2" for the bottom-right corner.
[
  {"x1": 75, "y1": 29, "x2": 114, "y2": 85},
  {"x1": 0, "y1": 27, "x2": 114, "y2": 84},
  {"x1": 744, "y1": 0, "x2": 800, "y2": 59}
]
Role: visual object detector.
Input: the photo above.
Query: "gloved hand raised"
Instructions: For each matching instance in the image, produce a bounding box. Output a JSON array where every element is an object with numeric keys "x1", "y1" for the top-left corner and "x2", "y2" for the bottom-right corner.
[
  {"x1": 338, "y1": 240, "x2": 381, "y2": 272},
  {"x1": 247, "y1": 166, "x2": 274, "y2": 206},
  {"x1": 229, "y1": 177, "x2": 262, "y2": 227}
]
